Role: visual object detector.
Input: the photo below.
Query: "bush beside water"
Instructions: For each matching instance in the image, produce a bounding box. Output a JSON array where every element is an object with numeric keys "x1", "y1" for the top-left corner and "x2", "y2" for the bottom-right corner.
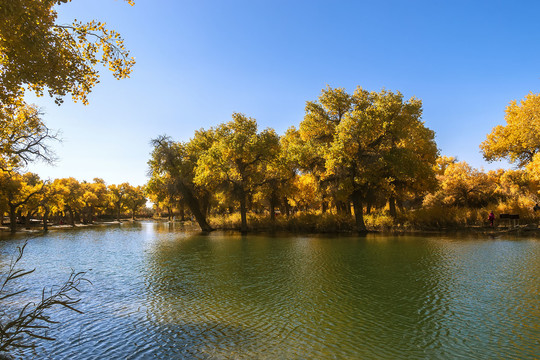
[{"x1": 206, "y1": 203, "x2": 539, "y2": 233}]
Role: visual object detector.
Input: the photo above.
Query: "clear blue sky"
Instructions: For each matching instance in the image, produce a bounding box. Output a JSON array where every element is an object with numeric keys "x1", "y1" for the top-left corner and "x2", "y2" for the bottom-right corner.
[{"x1": 29, "y1": 0, "x2": 540, "y2": 186}]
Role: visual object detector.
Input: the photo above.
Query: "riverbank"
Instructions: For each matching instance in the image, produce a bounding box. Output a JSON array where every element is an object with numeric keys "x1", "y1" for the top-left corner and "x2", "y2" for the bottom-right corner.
[
  {"x1": 0, "y1": 220, "x2": 124, "y2": 234},
  {"x1": 202, "y1": 211, "x2": 540, "y2": 237},
  {"x1": 2, "y1": 217, "x2": 540, "y2": 238}
]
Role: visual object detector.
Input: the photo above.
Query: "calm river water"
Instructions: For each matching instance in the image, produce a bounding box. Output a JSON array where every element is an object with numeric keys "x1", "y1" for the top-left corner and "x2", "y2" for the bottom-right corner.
[{"x1": 0, "y1": 221, "x2": 539, "y2": 359}]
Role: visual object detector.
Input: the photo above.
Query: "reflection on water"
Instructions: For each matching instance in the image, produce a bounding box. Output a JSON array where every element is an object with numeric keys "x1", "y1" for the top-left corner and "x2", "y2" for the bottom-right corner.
[{"x1": 0, "y1": 222, "x2": 539, "y2": 359}]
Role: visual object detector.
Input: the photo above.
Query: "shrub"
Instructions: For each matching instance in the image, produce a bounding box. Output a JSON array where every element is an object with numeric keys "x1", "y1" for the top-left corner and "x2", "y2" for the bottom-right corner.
[{"x1": 364, "y1": 212, "x2": 395, "y2": 231}]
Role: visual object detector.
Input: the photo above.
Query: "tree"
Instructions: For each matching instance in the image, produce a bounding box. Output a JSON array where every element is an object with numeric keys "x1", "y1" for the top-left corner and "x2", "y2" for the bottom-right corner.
[
  {"x1": 494, "y1": 168, "x2": 538, "y2": 203},
  {"x1": 296, "y1": 86, "x2": 354, "y2": 213},
  {"x1": 258, "y1": 136, "x2": 297, "y2": 222},
  {"x1": 186, "y1": 128, "x2": 218, "y2": 216},
  {"x1": 325, "y1": 87, "x2": 437, "y2": 232},
  {"x1": 38, "y1": 181, "x2": 62, "y2": 231},
  {"x1": 52, "y1": 177, "x2": 84, "y2": 226},
  {"x1": 194, "y1": 113, "x2": 280, "y2": 232},
  {"x1": 80, "y1": 179, "x2": 108, "y2": 223},
  {"x1": 423, "y1": 160, "x2": 496, "y2": 208},
  {"x1": 145, "y1": 173, "x2": 177, "y2": 220},
  {"x1": 0, "y1": 0, "x2": 135, "y2": 107},
  {"x1": 481, "y1": 92, "x2": 540, "y2": 167},
  {"x1": 325, "y1": 89, "x2": 384, "y2": 231},
  {"x1": 108, "y1": 183, "x2": 129, "y2": 222},
  {"x1": 148, "y1": 136, "x2": 213, "y2": 232},
  {"x1": 287, "y1": 174, "x2": 322, "y2": 213},
  {"x1": 374, "y1": 91, "x2": 438, "y2": 217},
  {"x1": 0, "y1": 102, "x2": 59, "y2": 171},
  {"x1": 0, "y1": 170, "x2": 45, "y2": 232},
  {"x1": 124, "y1": 185, "x2": 146, "y2": 220},
  {"x1": 19, "y1": 173, "x2": 46, "y2": 229}
]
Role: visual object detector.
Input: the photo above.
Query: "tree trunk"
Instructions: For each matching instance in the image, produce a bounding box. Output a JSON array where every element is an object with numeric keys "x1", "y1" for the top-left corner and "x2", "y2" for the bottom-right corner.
[
  {"x1": 366, "y1": 201, "x2": 372, "y2": 215},
  {"x1": 68, "y1": 209, "x2": 75, "y2": 227},
  {"x1": 270, "y1": 201, "x2": 276, "y2": 222},
  {"x1": 176, "y1": 181, "x2": 213, "y2": 232},
  {"x1": 43, "y1": 208, "x2": 49, "y2": 232},
  {"x1": 201, "y1": 193, "x2": 211, "y2": 216},
  {"x1": 283, "y1": 197, "x2": 290, "y2": 217},
  {"x1": 179, "y1": 202, "x2": 185, "y2": 221},
  {"x1": 270, "y1": 191, "x2": 278, "y2": 223},
  {"x1": 337, "y1": 201, "x2": 348, "y2": 215},
  {"x1": 240, "y1": 192, "x2": 248, "y2": 233},
  {"x1": 9, "y1": 205, "x2": 17, "y2": 233},
  {"x1": 321, "y1": 201, "x2": 328, "y2": 214},
  {"x1": 389, "y1": 196, "x2": 397, "y2": 218},
  {"x1": 397, "y1": 199, "x2": 404, "y2": 211},
  {"x1": 25, "y1": 212, "x2": 31, "y2": 229},
  {"x1": 351, "y1": 191, "x2": 367, "y2": 233}
]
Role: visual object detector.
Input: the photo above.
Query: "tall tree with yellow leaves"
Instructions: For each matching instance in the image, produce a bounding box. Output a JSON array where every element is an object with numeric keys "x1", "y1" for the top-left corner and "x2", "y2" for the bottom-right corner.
[
  {"x1": 0, "y1": 170, "x2": 45, "y2": 232},
  {"x1": 326, "y1": 87, "x2": 437, "y2": 232},
  {"x1": 481, "y1": 92, "x2": 540, "y2": 167},
  {"x1": 195, "y1": 113, "x2": 280, "y2": 232}
]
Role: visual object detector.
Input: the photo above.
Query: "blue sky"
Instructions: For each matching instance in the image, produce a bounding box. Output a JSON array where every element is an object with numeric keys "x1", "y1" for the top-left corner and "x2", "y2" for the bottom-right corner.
[{"x1": 29, "y1": 0, "x2": 540, "y2": 186}]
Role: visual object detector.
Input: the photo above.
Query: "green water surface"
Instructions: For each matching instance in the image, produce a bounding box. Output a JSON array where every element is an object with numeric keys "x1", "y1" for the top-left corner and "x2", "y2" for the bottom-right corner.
[{"x1": 0, "y1": 222, "x2": 538, "y2": 359}]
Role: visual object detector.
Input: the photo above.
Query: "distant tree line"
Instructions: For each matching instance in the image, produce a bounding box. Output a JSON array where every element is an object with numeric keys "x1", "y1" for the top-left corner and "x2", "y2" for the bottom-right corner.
[
  {"x1": 0, "y1": 96, "x2": 146, "y2": 234},
  {"x1": 0, "y1": 171, "x2": 147, "y2": 233}
]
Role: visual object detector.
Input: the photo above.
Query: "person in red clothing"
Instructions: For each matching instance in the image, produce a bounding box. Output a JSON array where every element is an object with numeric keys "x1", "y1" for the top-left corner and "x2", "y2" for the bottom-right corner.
[{"x1": 488, "y1": 210, "x2": 495, "y2": 227}]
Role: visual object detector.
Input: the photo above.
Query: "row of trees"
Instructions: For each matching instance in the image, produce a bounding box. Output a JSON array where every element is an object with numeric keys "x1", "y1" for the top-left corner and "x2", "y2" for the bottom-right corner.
[
  {"x1": 0, "y1": 172, "x2": 147, "y2": 233},
  {"x1": 425, "y1": 157, "x2": 537, "y2": 210},
  {"x1": 147, "y1": 86, "x2": 439, "y2": 232},
  {"x1": 147, "y1": 89, "x2": 540, "y2": 232},
  {"x1": 4, "y1": 91, "x2": 535, "y2": 234}
]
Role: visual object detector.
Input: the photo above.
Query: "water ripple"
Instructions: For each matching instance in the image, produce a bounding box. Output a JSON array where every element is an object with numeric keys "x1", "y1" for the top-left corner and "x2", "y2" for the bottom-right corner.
[{"x1": 0, "y1": 227, "x2": 539, "y2": 359}]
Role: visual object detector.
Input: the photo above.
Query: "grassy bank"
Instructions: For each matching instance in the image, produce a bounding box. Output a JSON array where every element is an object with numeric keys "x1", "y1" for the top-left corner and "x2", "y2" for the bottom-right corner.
[{"x1": 206, "y1": 206, "x2": 540, "y2": 234}]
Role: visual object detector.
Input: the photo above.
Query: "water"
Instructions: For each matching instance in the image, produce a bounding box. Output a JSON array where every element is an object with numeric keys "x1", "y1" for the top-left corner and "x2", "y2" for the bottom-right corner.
[{"x1": 0, "y1": 222, "x2": 539, "y2": 359}]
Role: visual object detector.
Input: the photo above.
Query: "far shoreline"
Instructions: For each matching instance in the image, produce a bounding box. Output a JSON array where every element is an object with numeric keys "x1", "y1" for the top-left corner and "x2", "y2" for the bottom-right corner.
[{"x1": 1, "y1": 219, "x2": 539, "y2": 238}]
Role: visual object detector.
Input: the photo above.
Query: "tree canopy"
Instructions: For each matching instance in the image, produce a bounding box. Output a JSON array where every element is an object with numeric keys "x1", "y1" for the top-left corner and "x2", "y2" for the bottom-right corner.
[
  {"x1": 146, "y1": 86, "x2": 438, "y2": 233},
  {"x1": 195, "y1": 113, "x2": 280, "y2": 232},
  {"x1": 305, "y1": 86, "x2": 438, "y2": 231},
  {"x1": 481, "y1": 92, "x2": 540, "y2": 167},
  {"x1": 0, "y1": 0, "x2": 135, "y2": 106}
]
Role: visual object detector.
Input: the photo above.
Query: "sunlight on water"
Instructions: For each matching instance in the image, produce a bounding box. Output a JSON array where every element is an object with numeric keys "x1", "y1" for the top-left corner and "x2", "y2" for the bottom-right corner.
[{"x1": 0, "y1": 223, "x2": 539, "y2": 359}]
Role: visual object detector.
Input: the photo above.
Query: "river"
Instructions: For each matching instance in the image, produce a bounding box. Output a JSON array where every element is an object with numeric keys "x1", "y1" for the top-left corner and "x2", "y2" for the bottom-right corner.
[{"x1": 0, "y1": 222, "x2": 539, "y2": 359}]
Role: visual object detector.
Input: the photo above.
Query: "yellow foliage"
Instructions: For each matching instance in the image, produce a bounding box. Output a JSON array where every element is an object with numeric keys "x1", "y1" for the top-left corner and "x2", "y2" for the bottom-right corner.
[
  {"x1": 481, "y1": 92, "x2": 540, "y2": 167},
  {"x1": 288, "y1": 174, "x2": 321, "y2": 210},
  {"x1": 0, "y1": 0, "x2": 135, "y2": 106}
]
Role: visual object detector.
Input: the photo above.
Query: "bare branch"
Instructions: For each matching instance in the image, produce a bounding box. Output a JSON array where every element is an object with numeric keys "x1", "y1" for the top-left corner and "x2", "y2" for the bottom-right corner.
[{"x1": 0, "y1": 242, "x2": 90, "y2": 353}]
